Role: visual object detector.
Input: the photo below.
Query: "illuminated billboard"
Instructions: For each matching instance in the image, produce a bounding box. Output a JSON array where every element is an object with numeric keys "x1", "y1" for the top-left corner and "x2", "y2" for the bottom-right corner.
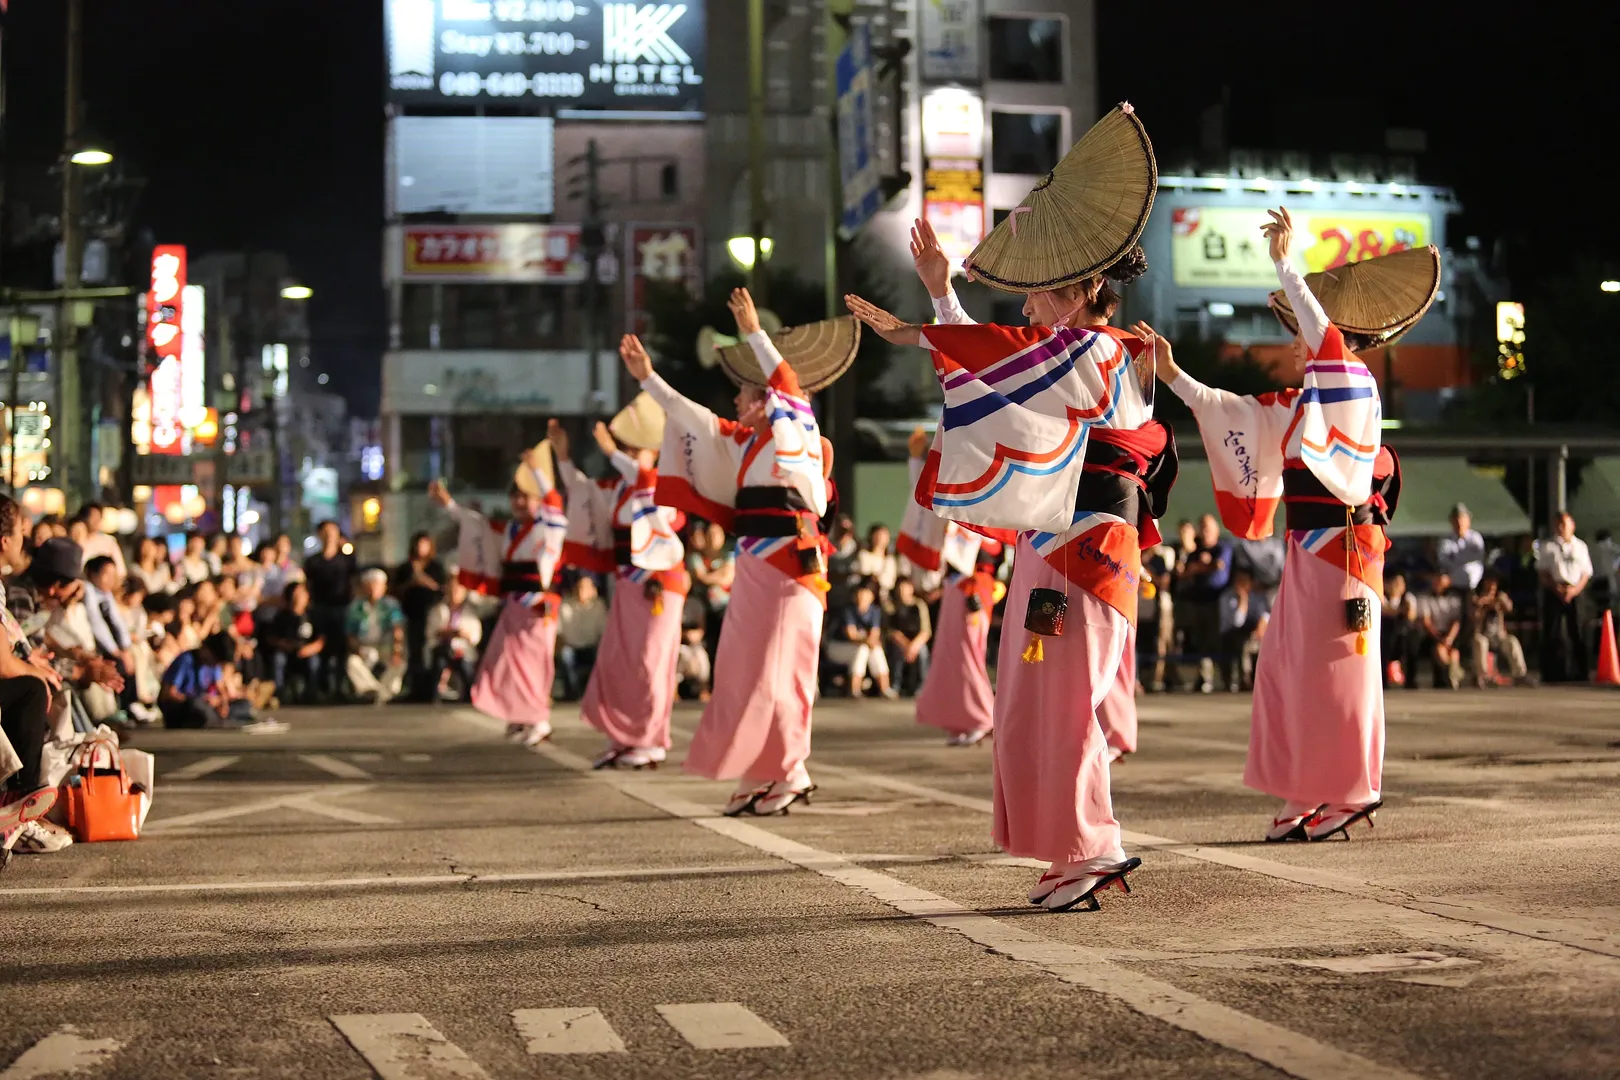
[
  {"x1": 385, "y1": 0, "x2": 705, "y2": 112},
  {"x1": 396, "y1": 223, "x2": 587, "y2": 282},
  {"x1": 1170, "y1": 206, "x2": 1432, "y2": 288},
  {"x1": 147, "y1": 246, "x2": 187, "y2": 455}
]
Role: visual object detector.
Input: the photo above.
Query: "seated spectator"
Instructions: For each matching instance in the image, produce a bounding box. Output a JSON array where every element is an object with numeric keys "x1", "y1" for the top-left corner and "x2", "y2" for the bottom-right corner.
[
  {"x1": 1418, "y1": 571, "x2": 1465, "y2": 689},
  {"x1": 686, "y1": 521, "x2": 734, "y2": 653},
  {"x1": 677, "y1": 625, "x2": 712, "y2": 702},
  {"x1": 1380, "y1": 572, "x2": 1420, "y2": 689},
  {"x1": 345, "y1": 569, "x2": 406, "y2": 704},
  {"x1": 854, "y1": 525, "x2": 899, "y2": 606},
  {"x1": 424, "y1": 577, "x2": 482, "y2": 702},
  {"x1": 30, "y1": 546, "x2": 127, "y2": 729},
  {"x1": 0, "y1": 495, "x2": 65, "y2": 847},
  {"x1": 119, "y1": 579, "x2": 162, "y2": 717},
  {"x1": 1217, "y1": 567, "x2": 1270, "y2": 692},
  {"x1": 825, "y1": 579, "x2": 896, "y2": 698},
  {"x1": 130, "y1": 536, "x2": 176, "y2": 596},
  {"x1": 177, "y1": 533, "x2": 212, "y2": 588},
  {"x1": 1471, "y1": 574, "x2": 1532, "y2": 687},
  {"x1": 76, "y1": 503, "x2": 126, "y2": 580},
  {"x1": 883, "y1": 577, "x2": 931, "y2": 695},
  {"x1": 83, "y1": 555, "x2": 141, "y2": 719},
  {"x1": 159, "y1": 631, "x2": 268, "y2": 729},
  {"x1": 556, "y1": 574, "x2": 607, "y2": 701},
  {"x1": 263, "y1": 581, "x2": 325, "y2": 704}
]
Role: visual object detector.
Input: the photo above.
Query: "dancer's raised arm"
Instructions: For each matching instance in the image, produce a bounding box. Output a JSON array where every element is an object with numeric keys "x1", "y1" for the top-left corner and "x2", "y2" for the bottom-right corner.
[{"x1": 1263, "y1": 207, "x2": 1330, "y2": 357}]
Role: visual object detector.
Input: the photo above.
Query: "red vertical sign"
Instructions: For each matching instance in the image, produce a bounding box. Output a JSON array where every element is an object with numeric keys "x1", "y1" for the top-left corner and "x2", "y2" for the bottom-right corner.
[{"x1": 147, "y1": 245, "x2": 187, "y2": 454}]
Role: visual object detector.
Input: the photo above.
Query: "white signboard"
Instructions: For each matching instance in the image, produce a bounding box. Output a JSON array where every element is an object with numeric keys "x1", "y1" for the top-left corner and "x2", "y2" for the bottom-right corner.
[
  {"x1": 922, "y1": 87, "x2": 984, "y2": 158},
  {"x1": 920, "y1": 0, "x2": 981, "y2": 82},
  {"x1": 382, "y1": 349, "x2": 620, "y2": 416},
  {"x1": 394, "y1": 116, "x2": 555, "y2": 215}
]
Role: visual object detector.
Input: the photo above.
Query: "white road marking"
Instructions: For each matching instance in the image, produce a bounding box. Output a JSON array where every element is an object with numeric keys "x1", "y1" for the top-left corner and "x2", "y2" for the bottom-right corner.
[
  {"x1": 350, "y1": 753, "x2": 385, "y2": 763},
  {"x1": 280, "y1": 793, "x2": 398, "y2": 825},
  {"x1": 0, "y1": 1026, "x2": 123, "y2": 1079},
  {"x1": 163, "y1": 755, "x2": 241, "y2": 781},
  {"x1": 143, "y1": 785, "x2": 396, "y2": 833},
  {"x1": 1289, "y1": 952, "x2": 1480, "y2": 975},
  {"x1": 329, "y1": 1014, "x2": 488, "y2": 1080},
  {"x1": 511, "y1": 1008, "x2": 627, "y2": 1054},
  {"x1": 0, "y1": 862, "x2": 790, "y2": 899},
  {"x1": 300, "y1": 754, "x2": 374, "y2": 780},
  {"x1": 655, "y1": 1003, "x2": 790, "y2": 1050},
  {"x1": 401, "y1": 753, "x2": 432, "y2": 763}
]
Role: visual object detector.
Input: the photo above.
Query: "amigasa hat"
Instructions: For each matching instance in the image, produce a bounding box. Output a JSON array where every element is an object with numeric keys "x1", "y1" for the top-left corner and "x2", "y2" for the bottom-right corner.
[
  {"x1": 512, "y1": 438, "x2": 557, "y2": 496},
  {"x1": 1269, "y1": 245, "x2": 1442, "y2": 346},
  {"x1": 963, "y1": 103, "x2": 1157, "y2": 294},
  {"x1": 608, "y1": 392, "x2": 666, "y2": 451},
  {"x1": 719, "y1": 316, "x2": 861, "y2": 394}
]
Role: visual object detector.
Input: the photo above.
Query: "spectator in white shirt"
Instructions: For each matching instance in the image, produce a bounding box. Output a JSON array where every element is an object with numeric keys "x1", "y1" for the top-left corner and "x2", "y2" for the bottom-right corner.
[
  {"x1": 1537, "y1": 512, "x2": 1593, "y2": 683},
  {"x1": 425, "y1": 577, "x2": 484, "y2": 702},
  {"x1": 1437, "y1": 502, "x2": 1486, "y2": 588},
  {"x1": 556, "y1": 574, "x2": 607, "y2": 701},
  {"x1": 853, "y1": 524, "x2": 899, "y2": 605}
]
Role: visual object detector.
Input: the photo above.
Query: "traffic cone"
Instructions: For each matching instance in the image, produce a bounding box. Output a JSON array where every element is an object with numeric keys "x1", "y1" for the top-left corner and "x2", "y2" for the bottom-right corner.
[{"x1": 1597, "y1": 611, "x2": 1620, "y2": 686}]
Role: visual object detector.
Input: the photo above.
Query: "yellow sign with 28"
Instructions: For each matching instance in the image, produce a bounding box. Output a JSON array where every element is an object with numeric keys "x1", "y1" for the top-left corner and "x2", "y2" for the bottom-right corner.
[{"x1": 1170, "y1": 206, "x2": 1432, "y2": 289}]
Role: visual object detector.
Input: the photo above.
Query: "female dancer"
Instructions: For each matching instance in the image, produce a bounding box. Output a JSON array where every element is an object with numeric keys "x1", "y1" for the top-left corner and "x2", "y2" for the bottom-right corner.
[
  {"x1": 554, "y1": 409, "x2": 690, "y2": 770},
  {"x1": 899, "y1": 428, "x2": 1003, "y2": 746},
  {"x1": 1152, "y1": 207, "x2": 1427, "y2": 841},
  {"x1": 430, "y1": 445, "x2": 567, "y2": 746},
  {"x1": 619, "y1": 287, "x2": 841, "y2": 816}
]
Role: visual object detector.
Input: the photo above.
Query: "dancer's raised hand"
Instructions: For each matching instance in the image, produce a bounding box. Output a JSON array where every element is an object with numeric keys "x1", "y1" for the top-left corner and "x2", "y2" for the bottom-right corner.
[
  {"x1": 427, "y1": 478, "x2": 451, "y2": 507},
  {"x1": 844, "y1": 294, "x2": 922, "y2": 346},
  {"x1": 907, "y1": 426, "x2": 930, "y2": 460},
  {"x1": 1130, "y1": 321, "x2": 1180, "y2": 384},
  {"x1": 619, "y1": 334, "x2": 653, "y2": 380},
  {"x1": 592, "y1": 421, "x2": 617, "y2": 457},
  {"x1": 727, "y1": 287, "x2": 762, "y2": 335},
  {"x1": 910, "y1": 217, "x2": 952, "y2": 299},
  {"x1": 1261, "y1": 207, "x2": 1295, "y2": 264},
  {"x1": 545, "y1": 418, "x2": 569, "y2": 460}
]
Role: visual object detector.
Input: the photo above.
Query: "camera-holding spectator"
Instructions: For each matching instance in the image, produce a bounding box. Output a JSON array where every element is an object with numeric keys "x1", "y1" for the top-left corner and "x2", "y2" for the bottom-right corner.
[
  {"x1": 1418, "y1": 571, "x2": 1465, "y2": 689},
  {"x1": 1380, "y1": 572, "x2": 1421, "y2": 689},
  {"x1": 1231, "y1": 533, "x2": 1285, "y2": 606},
  {"x1": 1180, "y1": 514, "x2": 1232, "y2": 692},
  {"x1": 424, "y1": 577, "x2": 482, "y2": 702},
  {"x1": 1471, "y1": 573, "x2": 1532, "y2": 687},
  {"x1": 555, "y1": 574, "x2": 607, "y2": 701},
  {"x1": 883, "y1": 577, "x2": 932, "y2": 696},
  {"x1": 1217, "y1": 567, "x2": 1269, "y2": 692},
  {"x1": 1538, "y1": 512, "x2": 1593, "y2": 684},
  {"x1": 825, "y1": 578, "x2": 897, "y2": 699},
  {"x1": 854, "y1": 525, "x2": 899, "y2": 606},
  {"x1": 345, "y1": 569, "x2": 406, "y2": 704},
  {"x1": 263, "y1": 581, "x2": 325, "y2": 704}
]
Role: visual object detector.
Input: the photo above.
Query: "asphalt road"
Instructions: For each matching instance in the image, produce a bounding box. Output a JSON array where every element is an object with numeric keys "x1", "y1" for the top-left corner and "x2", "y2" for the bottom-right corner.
[{"x1": 3, "y1": 686, "x2": 1619, "y2": 1080}]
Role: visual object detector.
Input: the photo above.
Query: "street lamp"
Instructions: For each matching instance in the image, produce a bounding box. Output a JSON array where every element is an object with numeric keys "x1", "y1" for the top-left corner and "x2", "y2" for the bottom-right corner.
[
  {"x1": 280, "y1": 285, "x2": 313, "y2": 300},
  {"x1": 726, "y1": 236, "x2": 773, "y2": 272},
  {"x1": 69, "y1": 148, "x2": 113, "y2": 166},
  {"x1": 1601, "y1": 280, "x2": 1620, "y2": 293}
]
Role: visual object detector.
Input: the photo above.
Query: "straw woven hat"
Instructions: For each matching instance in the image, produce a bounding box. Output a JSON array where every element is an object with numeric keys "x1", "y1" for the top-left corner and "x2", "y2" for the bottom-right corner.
[
  {"x1": 719, "y1": 317, "x2": 861, "y2": 394},
  {"x1": 512, "y1": 439, "x2": 556, "y2": 496},
  {"x1": 609, "y1": 392, "x2": 666, "y2": 451},
  {"x1": 963, "y1": 103, "x2": 1157, "y2": 294},
  {"x1": 1269, "y1": 245, "x2": 1442, "y2": 346}
]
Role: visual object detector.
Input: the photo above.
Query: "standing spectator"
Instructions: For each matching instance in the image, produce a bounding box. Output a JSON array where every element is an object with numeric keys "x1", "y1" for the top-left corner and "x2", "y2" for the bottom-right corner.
[
  {"x1": 1217, "y1": 567, "x2": 1270, "y2": 691},
  {"x1": 263, "y1": 581, "x2": 325, "y2": 704},
  {"x1": 177, "y1": 534, "x2": 212, "y2": 587},
  {"x1": 1538, "y1": 512, "x2": 1593, "y2": 683},
  {"x1": 1418, "y1": 571, "x2": 1465, "y2": 689},
  {"x1": 130, "y1": 537, "x2": 176, "y2": 596},
  {"x1": 304, "y1": 521, "x2": 356, "y2": 695},
  {"x1": 424, "y1": 577, "x2": 483, "y2": 702},
  {"x1": 1438, "y1": 502, "x2": 1487, "y2": 638},
  {"x1": 854, "y1": 525, "x2": 899, "y2": 605},
  {"x1": 883, "y1": 577, "x2": 932, "y2": 695},
  {"x1": 1471, "y1": 574, "x2": 1532, "y2": 687},
  {"x1": 391, "y1": 531, "x2": 447, "y2": 701},
  {"x1": 267, "y1": 533, "x2": 302, "y2": 597},
  {"x1": 1180, "y1": 514, "x2": 1232, "y2": 692},
  {"x1": 345, "y1": 569, "x2": 406, "y2": 703},
  {"x1": 825, "y1": 579, "x2": 896, "y2": 698},
  {"x1": 1232, "y1": 533, "x2": 1285, "y2": 605},
  {"x1": 1380, "y1": 572, "x2": 1421, "y2": 688},
  {"x1": 1591, "y1": 527, "x2": 1620, "y2": 620},
  {"x1": 76, "y1": 503, "x2": 127, "y2": 580},
  {"x1": 1138, "y1": 541, "x2": 1174, "y2": 692},
  {"x1": 556, "y1": 574, "x2": 608, "y2": 700}
]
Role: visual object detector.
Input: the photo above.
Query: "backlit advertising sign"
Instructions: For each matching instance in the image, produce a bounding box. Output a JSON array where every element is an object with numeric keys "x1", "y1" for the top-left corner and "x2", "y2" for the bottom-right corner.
[
  {"x1": 386, "y1": 0, "x2": 705, "y2": 112},
  {"x1": 147, "y1": 246, "x2": 186, "y2": 455},
  {"x1": 1170, "y1": 206, "x2": 1431, "y2": 288},
  {"x1": 398, "y1": 224, "x2": 587, "y2": 282}
]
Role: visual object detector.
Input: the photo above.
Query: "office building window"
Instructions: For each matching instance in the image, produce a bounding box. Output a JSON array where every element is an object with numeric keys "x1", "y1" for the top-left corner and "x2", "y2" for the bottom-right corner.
[
  {"x1": 660, "y1": 162, "x2": 679, "y2": 199},
  {"x1": 991, "y1": 111, "x2": 1064, "y2": 176},
  {"x1": 987, "y1": 17, "x2": 1064, "y2": 83}
]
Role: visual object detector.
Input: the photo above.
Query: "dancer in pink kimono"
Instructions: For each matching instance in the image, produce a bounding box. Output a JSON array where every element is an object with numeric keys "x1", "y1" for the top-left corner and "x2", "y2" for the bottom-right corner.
[
  {"x1": 1153, "y1": 207, "x2": 1431, "y2": 842},
  {"x1": 900, "y1": 428, "x2": 1003, "y2": 746},
  {"x1": 1094, "y1": 625, "x2": 1138, "y2": 764},
  {"x1": 619, "y1": 287, "x2": 851, "y2": 816},
  {"x1": 430, "y1": 446, "x2": 567, "y2": 747},
  {"x1": 555, "y1": 408, "x2": 690, "y2": 770}
]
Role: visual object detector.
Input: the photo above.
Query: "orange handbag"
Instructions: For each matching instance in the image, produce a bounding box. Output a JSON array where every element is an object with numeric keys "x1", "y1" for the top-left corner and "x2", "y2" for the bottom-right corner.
[{"x1": 63, "y1": 740, "x2": 143, "y2": 842}]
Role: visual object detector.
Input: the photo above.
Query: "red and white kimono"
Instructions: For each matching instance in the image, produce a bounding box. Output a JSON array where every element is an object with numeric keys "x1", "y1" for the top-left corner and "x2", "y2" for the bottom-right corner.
[
  {"x1": 559, "y1": 451, "x2": 689, "y2": 752},
  {"x1": 1170, "y1": 257, "x2": 1398, "y2": 811},
  {"x1": 451, "y1": 475, "x2": 567, "y2": 729},
  {"x1": 901, "y1": 452, "x2": 1000, "y2": 739},
  {"x1": 641, "y1": 331, "x2": 829, "y2": 785},
  {"x1": 910, "y1": 306, "x2": 1170, "y2": 866}
]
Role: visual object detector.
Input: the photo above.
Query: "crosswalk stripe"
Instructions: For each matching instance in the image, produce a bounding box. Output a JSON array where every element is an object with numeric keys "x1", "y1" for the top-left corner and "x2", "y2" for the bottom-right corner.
[
  {"x1": 299, "y1": 754, "x2": 374, "y2": 780},
  {"x1": 655, "y1": 1003, "x2": 790, "y2": 1050},
  {"x1": 0, "y1": 1026, "x2": 123, "y2": 1079},
  {"x1": 164, "y1": 755, "x2": 241, "y2": 781},
  {"x1": 512, "y1": 1008, "x2": 627, "y2": 1054},
  {"x1": 349, "y1": 753, "x2": 385, "y2": 763},
  {"x1": 329, "y1": 1014, "x2": 488, "y2": 1080},
  {"x1": 400, "y1": 753, "x2": 432, "y2": 763}
]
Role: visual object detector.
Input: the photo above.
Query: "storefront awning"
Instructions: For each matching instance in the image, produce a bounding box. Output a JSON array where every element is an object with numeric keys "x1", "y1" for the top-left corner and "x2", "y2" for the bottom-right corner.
[{"x1": 1570, "y1": 458, "x2": 1620, "y2": 534}]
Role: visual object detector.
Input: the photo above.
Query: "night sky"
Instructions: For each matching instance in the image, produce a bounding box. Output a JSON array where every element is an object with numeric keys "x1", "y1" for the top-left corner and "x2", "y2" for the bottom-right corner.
[{"x1": 2, "y1": 1, "x2": 1612, "y2": 417}]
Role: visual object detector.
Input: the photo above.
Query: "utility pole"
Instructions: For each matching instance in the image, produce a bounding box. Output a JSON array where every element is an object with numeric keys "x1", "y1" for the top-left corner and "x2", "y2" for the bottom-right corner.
[
  {"x1": 823, "y1": 0, "x2": 855, "y2": 517},
  {"x1": 747, "y1": 0, "x2": 767, "y2": 304},
  {"x1": 57, "y1": 0, "x2": 86, "y2": 508},
  {"x1": 571, "y1": 139, "x2": 606, "y2": 409}
]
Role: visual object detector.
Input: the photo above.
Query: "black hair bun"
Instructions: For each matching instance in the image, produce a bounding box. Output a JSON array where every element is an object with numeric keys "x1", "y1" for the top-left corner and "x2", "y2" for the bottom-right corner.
[{"x1": 1105, "y1": 245, "x2": 1149, "y2": 285}]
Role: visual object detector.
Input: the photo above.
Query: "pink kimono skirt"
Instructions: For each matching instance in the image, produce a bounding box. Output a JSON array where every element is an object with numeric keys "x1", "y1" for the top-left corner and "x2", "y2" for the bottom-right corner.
[
  {"x1": 1245, "y1": 534, "x2": 1384, "y2": 807},
  {"x1": 683, "y1": 553, "x2": 823, "y2": 783},
  {"x1": 992, "y1": 538, "x2": 1128, "y2": 864},
  {"x1": 471, "y1": 599, "x2": 557, "y2": 727},
  {"x1": 580, "y1": 578, "x2": 685, "y2": 750},
  {"x1": 1094, "y1": 623, "x2": 1138, "y2": 754},
  {"x1": 916, "y1": 583, "x2": 994, "y2": 737}
]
